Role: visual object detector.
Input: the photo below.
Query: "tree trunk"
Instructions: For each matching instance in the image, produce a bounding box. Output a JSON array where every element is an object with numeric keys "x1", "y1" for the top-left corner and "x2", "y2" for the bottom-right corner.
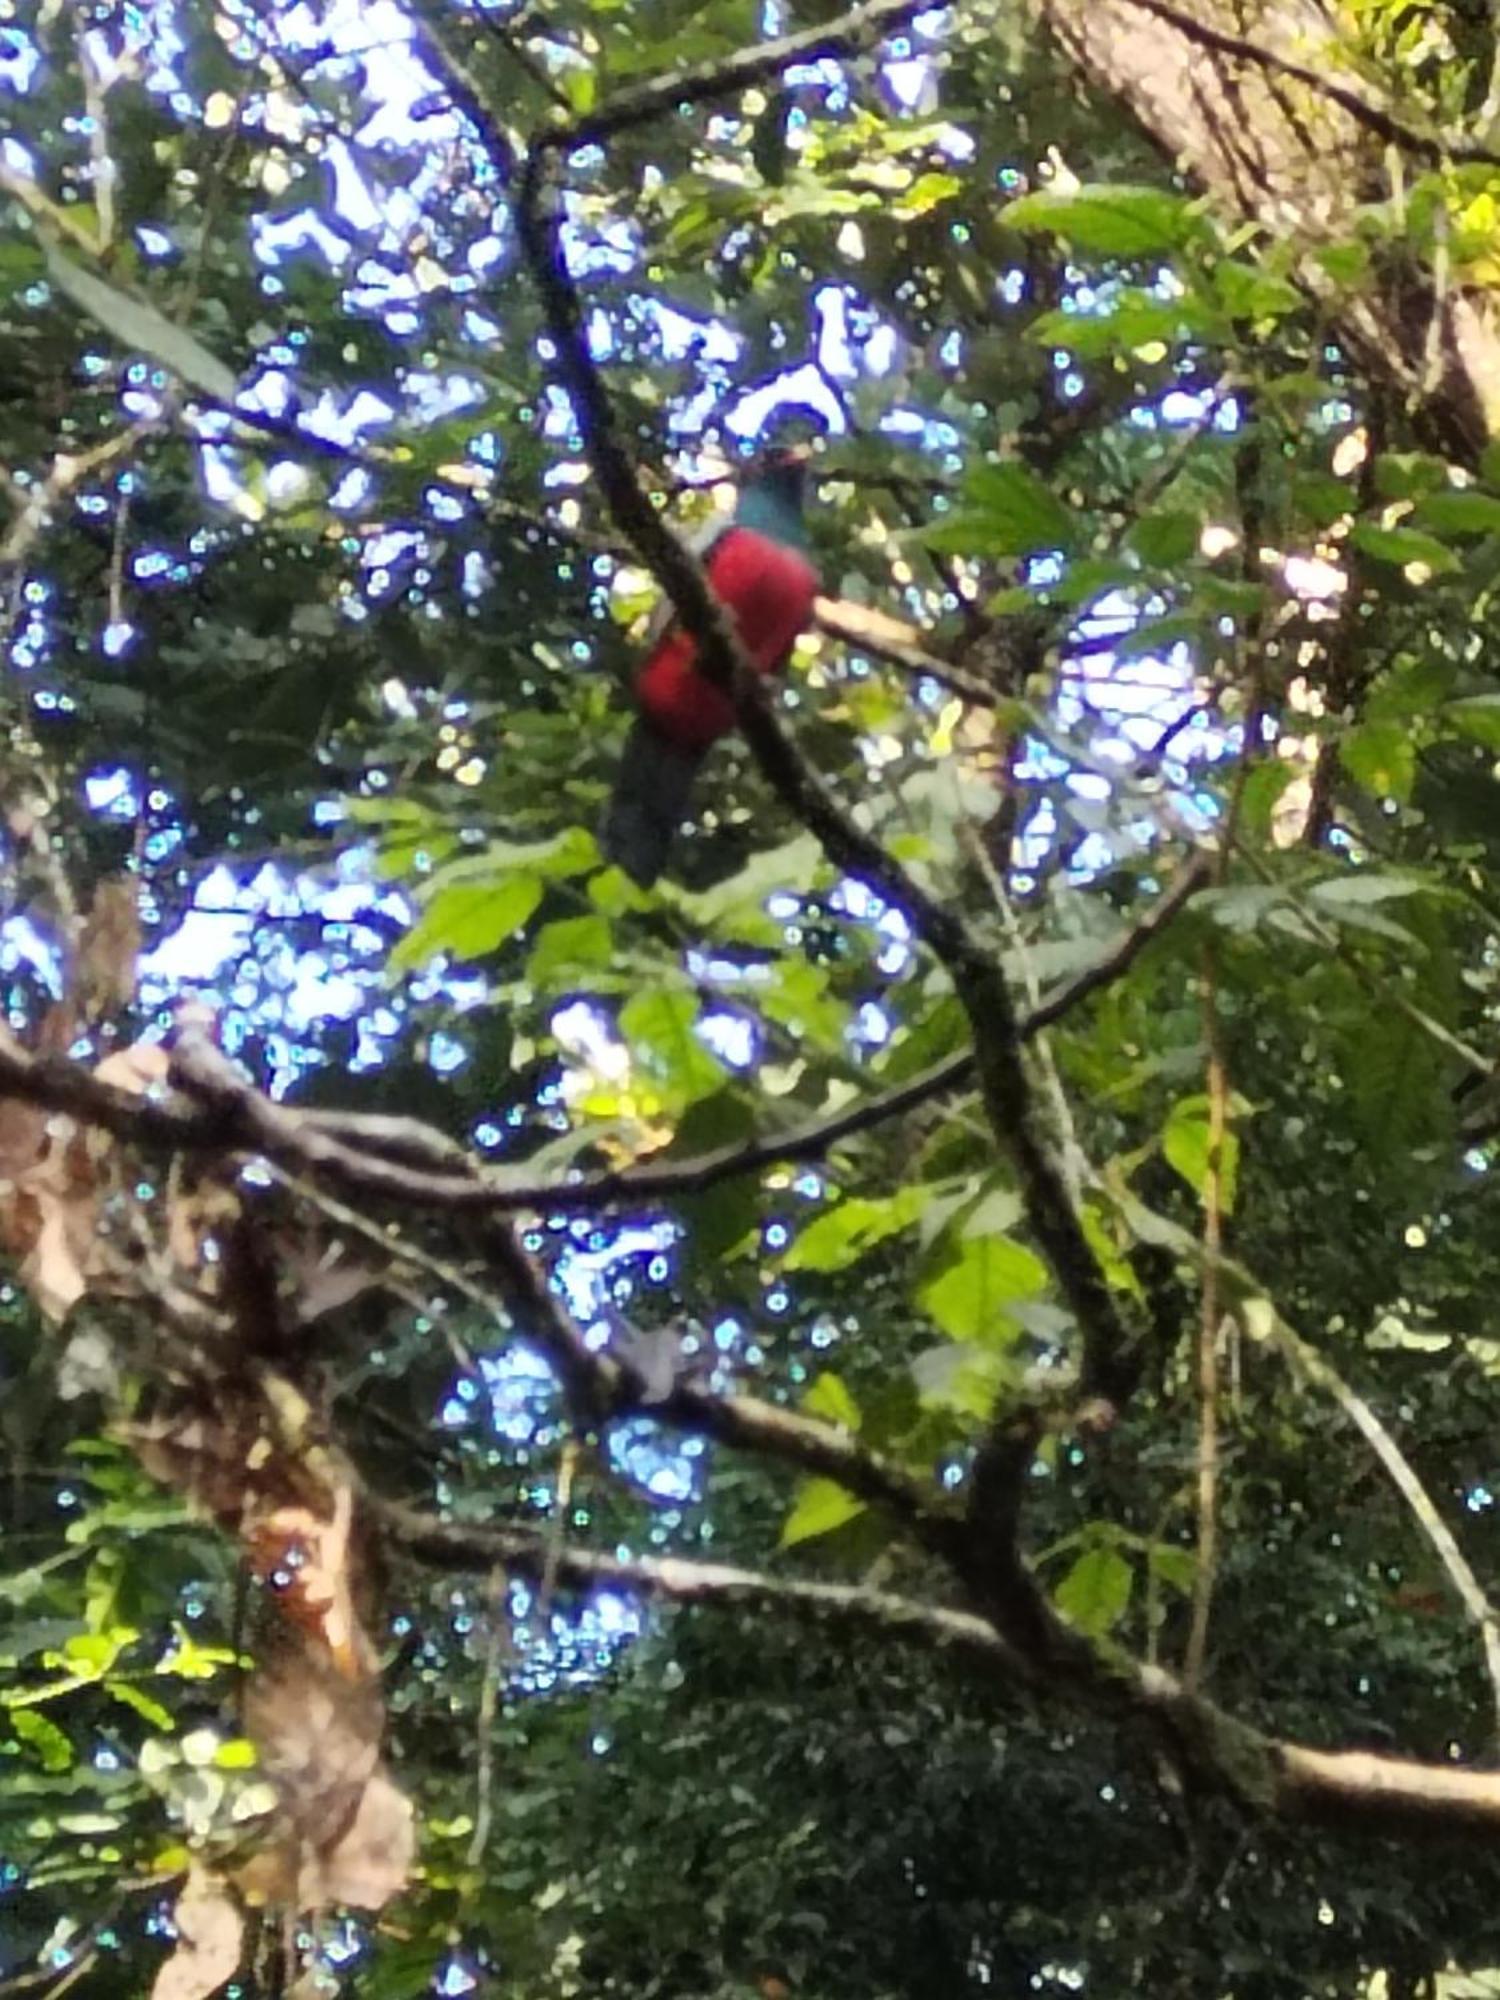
[{"x1": 1033, "y1": 0, "x2": 1500, "y2": 460}]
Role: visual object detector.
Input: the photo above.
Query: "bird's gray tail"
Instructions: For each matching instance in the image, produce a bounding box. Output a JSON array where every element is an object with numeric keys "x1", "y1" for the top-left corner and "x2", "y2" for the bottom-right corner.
[{"x1": 601, "y1": 719, "x2": 703, "y2": 888}]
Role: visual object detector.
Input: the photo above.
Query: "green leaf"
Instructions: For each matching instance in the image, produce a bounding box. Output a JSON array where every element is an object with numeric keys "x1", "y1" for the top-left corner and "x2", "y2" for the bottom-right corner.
[
  {"x1": 784, "y1": 1189, "x2": 924, "y2": 1273},
  {"x1": 918, "y1": 1234, "x2": 1048, "y2": 1346},
  {"x1": 1004, "y1": 184, "x2": 1197, "y2": 256},
  {"x1": 391, "y1": 874, "x2": 543, "y2": 970},
  {"x1": 802, "y1": 1372, "x2": 862, "y2": 1431},
  {"x1": 108, "y1": 1682, "x2": 175, "y2": 1731},
  {"x1": 1030, "y1": 296, "x2": 1209, "y2": 360},
  {"x1": 924, "y1": 462, "x2": 1077, "y2": 558},
  {"x1": 1349, "y1": 522, "x2": 1462, "y2": 574},
  {"x1": 44, "y1": 246, "x2": 239, "y2": 402},
  {"x1": 1340, "y1": 719, "x2": 1417, "y2": 802},
  {"x1": 12, "y1": 1708, "x2": 74, "y2": 1773},
  {"x1": 780, "y1": 1478, "x2": 867, "y2": 1549},
  {"x1": 1055, "y1": 1545, "x2": 1133, "y2": 1637},
  {"x1": 1305, "y1": 872, "x2": 1420, "y2": 910},
  {"x1": 1236, "y1": 760, "x2": 1296, "y2": 841},
  {"x1": 1412, "y1": 490, "x2": 1500, "y2": 538},
  {"x1": 1292, "y1": 472, "x2": 1354, "y2": 528},
  {"x1": 1162, "y1": 1093, "x2": 1239, "y2": 1215},
  {"x1": 1148, "y1": 1544, "x2": 1197, "y2": 1594},
  {"x1": 1213, "y1": 260, "x2": 1301, "y2": 320},
  {"x1": 619, "y1": 990, "x2": 727, "y2": 1103},
  {"x1": 1373, "y1": 453, "x2": 1452, "y2": 500},
  {"x1": 526, "y1": 914, "x2": 614, "y2": 989},
  {"x1": 909, "y1": 1342, "x2": 1009, "y2": 1420},
  {"x1": 1126, "y1": 509, "x2": 1200, "y2": 567},
  {"x1": 1314, "y1": 239, "x2": 1371, "y2": 286},
  {"x1": 1446, "y1": 693, "x2": 1500, "y2": 749}
]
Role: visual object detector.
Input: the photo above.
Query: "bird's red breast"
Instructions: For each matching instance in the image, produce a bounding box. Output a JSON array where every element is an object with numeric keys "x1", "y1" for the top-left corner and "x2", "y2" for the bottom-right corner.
[{"x1": 634, "y1": 526, "x2": 818, "y2": 752}]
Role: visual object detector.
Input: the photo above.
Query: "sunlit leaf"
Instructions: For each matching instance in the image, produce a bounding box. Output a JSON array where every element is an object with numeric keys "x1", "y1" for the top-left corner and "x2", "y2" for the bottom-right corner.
[
  {"x1": 1162, "y1": 1093, "x2": 1239, "y2": 1215},
  {"x1": 1004, "y1": 184, "x2": 1198, "y2": 255},
  {"x1": 779, "y1": 1478, "x2": 867, "y2": 1548},
  {"x1": 1055, "y1": 1545, "x2": 1133, "y2": 1637},
  {"x1": 802, "y1": 1372, "x2": 861, "y2": 1431},
  {"x1": 918, "y1": 1234, "x2": 1048, "y2": 1346},
  {"x1": 390, "y1": 875, "x2": 543, "y2": 970},
  {"x1": 784, "y1": 1189, "x2": 925, "y2": 1272}
]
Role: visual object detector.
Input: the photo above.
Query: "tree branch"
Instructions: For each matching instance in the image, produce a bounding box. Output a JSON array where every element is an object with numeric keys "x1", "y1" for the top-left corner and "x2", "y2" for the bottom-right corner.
[
  {"x1": 378, "y1": 1499, "x2": 1500, "y2": 1840},
  {"x1": 530, "y1": 0, "x2": 937, "y2": 154}
]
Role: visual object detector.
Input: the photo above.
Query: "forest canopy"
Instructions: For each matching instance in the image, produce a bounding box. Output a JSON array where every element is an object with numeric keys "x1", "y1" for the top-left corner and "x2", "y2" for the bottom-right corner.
[{"x1": 7, "y1": 0, "x2": 1500, "y2": 1995}]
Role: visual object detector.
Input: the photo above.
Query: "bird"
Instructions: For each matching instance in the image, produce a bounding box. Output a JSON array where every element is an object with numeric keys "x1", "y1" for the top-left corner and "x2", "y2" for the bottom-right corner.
[{"x1": 601, "y1": 445, "x2": 818, "y2": 887}]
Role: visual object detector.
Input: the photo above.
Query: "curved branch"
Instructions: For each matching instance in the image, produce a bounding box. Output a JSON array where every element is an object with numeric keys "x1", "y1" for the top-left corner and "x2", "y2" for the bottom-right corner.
[{"x1": 379, "y1": 1500, "x2": 1500, "y2": 1841}]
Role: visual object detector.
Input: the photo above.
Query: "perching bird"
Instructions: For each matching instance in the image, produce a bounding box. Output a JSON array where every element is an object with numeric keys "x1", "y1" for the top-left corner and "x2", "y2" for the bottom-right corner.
[{"x1": 601, "y1": 446, "x2": 818, "y2": 887}]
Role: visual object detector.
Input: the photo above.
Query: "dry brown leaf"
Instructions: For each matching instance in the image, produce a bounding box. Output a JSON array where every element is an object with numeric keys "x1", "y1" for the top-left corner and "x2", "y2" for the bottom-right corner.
[
  {"x1": 76, "y1": 874, "x2": 141, "y2": 1021},
  {"x1": 21, "y1": 1175, "x2": 89, "y2": 1321},
  {"x1": 95, "y1": 1039, "x2": 171, "y2": 1095},
  {"x1": 149, "y1": 1865, "x2": 244, "y2": 2000},
  {"x1": 0, "y1": 1118, "x2": 99, "y2": 1323},
  {"x1": 35, "y1": 997, "x2": 78, "y2": 1058}
]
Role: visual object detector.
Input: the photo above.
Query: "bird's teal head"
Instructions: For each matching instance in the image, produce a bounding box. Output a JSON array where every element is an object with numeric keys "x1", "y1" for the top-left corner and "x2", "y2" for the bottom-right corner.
[{"x1": 735, "y1": 444, "x2": 811, "y2": 551}]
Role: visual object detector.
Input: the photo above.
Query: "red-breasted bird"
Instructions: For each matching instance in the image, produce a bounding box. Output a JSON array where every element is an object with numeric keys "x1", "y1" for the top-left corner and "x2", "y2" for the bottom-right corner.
[{"x1": 601, "y1": 447, "x2": 818, "y2": 886}]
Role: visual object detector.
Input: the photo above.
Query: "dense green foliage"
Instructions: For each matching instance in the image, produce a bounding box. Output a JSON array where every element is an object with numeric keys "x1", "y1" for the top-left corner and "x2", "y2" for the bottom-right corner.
[{"x1": 8, "y1": 1, "x2": 1500, "y2": 1995}]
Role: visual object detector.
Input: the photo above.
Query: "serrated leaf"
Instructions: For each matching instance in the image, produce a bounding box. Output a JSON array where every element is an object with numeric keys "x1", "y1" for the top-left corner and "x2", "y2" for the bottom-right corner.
[
  {"x1": 1005, "y1": 184, "x2": 1197, "y2": 256},
  {"x1": 917, "y1": 1234, "x2": 1047, "y2": 1346},
  {"x1": 1055, "y1": 1544, "x2": 1133, "y2": 1636},
  {"x1": 925, "y1": 462, "x2": 1077, "y2": 559},
  {"x1": 779, "y1": 1478, "x2": 866, "y2": 1548}
]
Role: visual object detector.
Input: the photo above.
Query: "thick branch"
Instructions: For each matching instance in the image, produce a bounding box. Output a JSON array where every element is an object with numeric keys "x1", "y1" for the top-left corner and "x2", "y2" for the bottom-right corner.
[
  {"x1": 475, "y1": 1213, "x2": 945, "y2": 1526},
  {"x1": 379, "y1": 1500, "x2": 1500, "y2": 1840},
  {"x1": 0, "y1": 858, "x2": 1206, "y2": 1257}
]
